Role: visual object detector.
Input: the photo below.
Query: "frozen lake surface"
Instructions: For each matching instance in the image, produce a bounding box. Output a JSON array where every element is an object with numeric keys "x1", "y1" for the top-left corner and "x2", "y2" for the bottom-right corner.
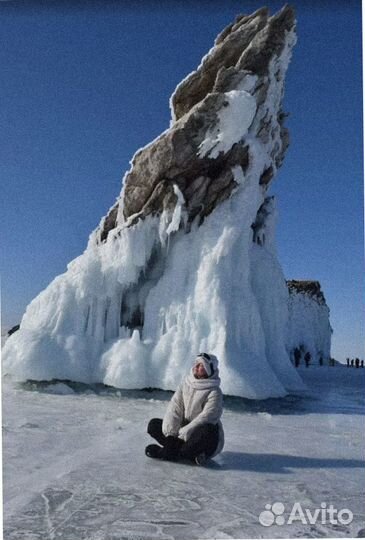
[{"x1": 3, "y1": 365, "x2": 365, "y2": 539}]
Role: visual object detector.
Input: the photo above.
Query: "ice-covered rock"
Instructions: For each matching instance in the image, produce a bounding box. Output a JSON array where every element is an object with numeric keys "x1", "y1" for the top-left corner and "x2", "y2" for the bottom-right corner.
[
  {"x1": 3, "y1": 6, "x2": 331, "y2": 398},
  {"x1": 98, "y1": 5, "x2": 295, "y2": 238},
  {"x1": 286, "y1": 280, "x2": 332, "y2": 364}
]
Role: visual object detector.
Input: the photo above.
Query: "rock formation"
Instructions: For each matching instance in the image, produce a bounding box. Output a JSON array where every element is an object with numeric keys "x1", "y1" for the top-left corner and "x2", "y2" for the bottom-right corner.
[
  {"x1": 98, "y1": 6, "x2": 294, "y2": 242},
  {"x1": 287, "y1": 280, "x2": 332, "y2": 364},
  {"x1": 287, "y1": 280, "x2": 326, "y2": 304},
  {"x1": 3, "y1": 6, "x2": 332, "y2": 398}
]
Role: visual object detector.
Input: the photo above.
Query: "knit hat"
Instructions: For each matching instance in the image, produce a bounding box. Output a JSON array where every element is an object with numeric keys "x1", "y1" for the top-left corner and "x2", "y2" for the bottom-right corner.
[{"x1": 194, "y1": 352, "x2": 218, "y2": 378}]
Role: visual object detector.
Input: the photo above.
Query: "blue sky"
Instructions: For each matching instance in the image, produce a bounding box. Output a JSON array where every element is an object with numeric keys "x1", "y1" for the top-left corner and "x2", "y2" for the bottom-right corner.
[{"x1": 1, "y1": 0, "x2": 363, "y2": 362}]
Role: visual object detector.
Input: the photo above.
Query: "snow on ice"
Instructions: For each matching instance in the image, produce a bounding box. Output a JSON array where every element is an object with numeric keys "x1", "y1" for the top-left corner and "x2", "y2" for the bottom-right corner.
[{"x1": 2, "y1": 366, "x2": 365, "y2": 539}]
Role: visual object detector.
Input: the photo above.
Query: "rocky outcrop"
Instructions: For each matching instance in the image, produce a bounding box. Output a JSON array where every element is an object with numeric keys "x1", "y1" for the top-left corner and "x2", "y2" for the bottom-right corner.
[
  {"x1": 95, "y1": 5, "x2": 296, "y2": 243},
  {"x1": 287, "y1": 280, "x2": 327, "y2": 305},
  {"x1": 286, "y1": 280, "x2": 332, "y2": 365},
  {"x1": 7, "y1": 324, "x2": 20, "y2": 337},
  {"x1": 171, "y1": 6, "x2": 293, "y2": 118},
  {"x1": 4, "y1": 6, "x2": 318, "y2": 399}
]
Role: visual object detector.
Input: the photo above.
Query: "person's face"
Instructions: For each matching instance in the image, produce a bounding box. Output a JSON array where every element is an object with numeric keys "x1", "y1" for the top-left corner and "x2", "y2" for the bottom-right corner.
[{"x1": 193, "y1": 362, "x2": 208, "y2": 379}]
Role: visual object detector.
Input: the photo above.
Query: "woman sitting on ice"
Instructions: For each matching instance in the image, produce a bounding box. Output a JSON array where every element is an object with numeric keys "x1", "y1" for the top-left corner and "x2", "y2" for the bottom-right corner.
[{"x1": 145, "y1": 353, "x2": 224, "y2": 465}]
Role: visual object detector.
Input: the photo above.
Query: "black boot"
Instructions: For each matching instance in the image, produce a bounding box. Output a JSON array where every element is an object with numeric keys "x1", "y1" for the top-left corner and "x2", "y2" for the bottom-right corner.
[
  {"x1": 145, "y1": 444, "x2": 164, "y2": 459},
  {"x1": 145, "y1": 437, "x2": 183, "y2": 461}
]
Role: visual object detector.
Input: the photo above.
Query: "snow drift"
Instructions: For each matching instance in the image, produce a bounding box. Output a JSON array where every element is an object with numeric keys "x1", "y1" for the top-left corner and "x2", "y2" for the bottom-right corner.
[{"x1": 3, "y1": 6, "x2": 332, "y2": 398}]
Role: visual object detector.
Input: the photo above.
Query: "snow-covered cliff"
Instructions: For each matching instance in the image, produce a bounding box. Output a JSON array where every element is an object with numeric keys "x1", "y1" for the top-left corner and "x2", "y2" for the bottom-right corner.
[{"x1": 3, "y1": 6, "x2": 331, "y2": 398}]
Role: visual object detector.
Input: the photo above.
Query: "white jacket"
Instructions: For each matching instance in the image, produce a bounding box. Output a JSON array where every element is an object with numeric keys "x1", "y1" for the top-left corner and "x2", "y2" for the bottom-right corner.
[{"x1": 162, "y1": 369, "x2": 225, "y2": 457}]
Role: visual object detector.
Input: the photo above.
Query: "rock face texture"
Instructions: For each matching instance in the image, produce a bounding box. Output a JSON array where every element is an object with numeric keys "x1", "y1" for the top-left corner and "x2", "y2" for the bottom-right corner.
[
  {"x1": 3, "y1": 6, "x2": 332, "y2": 398},
  {"x1": 287, "y1": 280, "x2": 326, "y2": 304},
  {"x1": 98, "y1": 5, "x2": 294, "y2": 242}
]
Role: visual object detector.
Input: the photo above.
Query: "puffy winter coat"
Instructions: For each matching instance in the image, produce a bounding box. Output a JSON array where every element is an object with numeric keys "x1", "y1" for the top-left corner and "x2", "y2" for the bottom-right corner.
[{"x1": 162, "y1": 369, "x2": 224, "y2": 457}]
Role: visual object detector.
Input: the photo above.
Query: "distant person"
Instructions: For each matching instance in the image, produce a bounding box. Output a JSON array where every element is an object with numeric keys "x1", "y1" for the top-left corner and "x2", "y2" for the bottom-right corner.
[
  {"x1": 355, "y1": 358, "x2": 360, "y2": 368},
  {"x1": 346, "y1": 358, "x2": 350, "y2": 367},
  {"x1": 361, "y1": 360, "x2": 364, "y2": 368},
  {"x1": 294, "y1": 347, "x2": 301, "y2": 368},
  {"x1": 145, "y1": 353, "x2": 224, "y2": 465},
  {"x1": 351, "y1": 359, "x2": 354, "y2": 367},
  {"x1": 319, "y1": 356, "x2": 323, "y2": 366},
  {"x1": 304, "y1": 351, "x2": 311, "y2": 367}
]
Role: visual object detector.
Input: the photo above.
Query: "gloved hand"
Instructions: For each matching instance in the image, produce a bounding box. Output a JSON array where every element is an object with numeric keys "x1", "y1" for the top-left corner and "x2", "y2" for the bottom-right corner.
[{"x1": 178, "y1": 424, "x2": 191, "y2": 441}]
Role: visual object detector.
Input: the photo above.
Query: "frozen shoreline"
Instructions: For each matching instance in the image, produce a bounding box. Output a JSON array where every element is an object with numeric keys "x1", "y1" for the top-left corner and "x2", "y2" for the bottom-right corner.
[{"x1": 3, "y1": 365, "x2": 365, "y2": 539}]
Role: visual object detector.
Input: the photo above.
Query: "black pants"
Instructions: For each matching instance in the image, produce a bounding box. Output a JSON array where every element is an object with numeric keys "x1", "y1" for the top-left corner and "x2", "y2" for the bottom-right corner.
[{"x1": 147, "y1": 417, "x2": 219, "y2": 461}]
